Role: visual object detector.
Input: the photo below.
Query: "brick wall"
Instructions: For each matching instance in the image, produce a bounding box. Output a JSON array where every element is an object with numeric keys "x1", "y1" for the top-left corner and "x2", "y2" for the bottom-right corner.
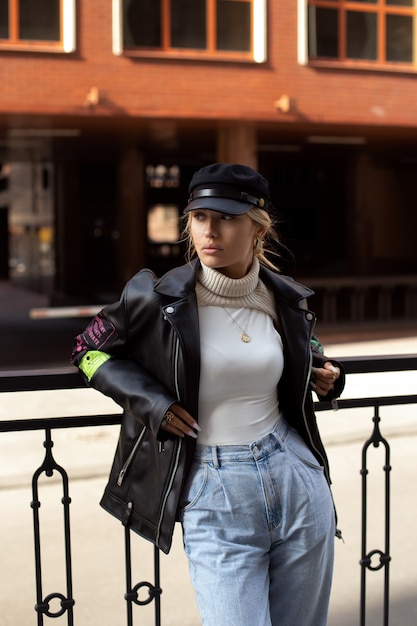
[{"x1": 1, "y1": 1, "x2": 417, "y2": 131}]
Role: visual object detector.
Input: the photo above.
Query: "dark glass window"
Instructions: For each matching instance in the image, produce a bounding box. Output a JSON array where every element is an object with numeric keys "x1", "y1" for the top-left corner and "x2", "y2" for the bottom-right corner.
[
  {"x1": 386, "y1": 0, "x2": 413, "y2": 5},
  {"x1": 347, "y1": 11, "x2": 377, "y2": 60},
  {"x1": 0, "y1": 0, "x2": 63, "y2": 44},
  {"x1": 19, "y1": 0, "x2": 60, "y2": 41},
  {"x1": 124, "y1": 0, "x2": 161, "y2": 47},
  {"x1": 308, "y1": 0, "x2": 416, "y2": 67},
  {"x1": 217, "y1": 0, "x2": 251, "y2": 52},
  {"x1": 309, "y1": 7, "x2": 338, "y2": 58},
  {"x1": 0, "y1": 0, "x2": 9, "y2": 39},
  {"x1": 122, "y1": 0, "x2": 255, "y2": 56},
  {"x1": 386, "y1": 14, "x2": 413, "y2": 62},
  {"x1": 171, "y1": 0, "x2": 206, "y2": 49}
]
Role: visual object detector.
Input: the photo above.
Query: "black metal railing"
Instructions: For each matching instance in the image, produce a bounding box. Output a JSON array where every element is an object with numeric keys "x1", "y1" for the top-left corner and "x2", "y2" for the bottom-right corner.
[
  {"x1": 314, "y1": 354, "x2": 417, "y2": 626},
  {"x1": 1, "y1": 355, "x2": 416, "y2": 626}
]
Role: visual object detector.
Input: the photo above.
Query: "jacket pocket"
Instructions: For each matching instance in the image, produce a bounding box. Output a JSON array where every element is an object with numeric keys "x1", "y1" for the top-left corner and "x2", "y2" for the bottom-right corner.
[
  {"x1": 100, "y1": 416, "x2": 184, "y2": 554},
  {"x1": 117, "y1": 425, "x2": 147, "y2": 486}
]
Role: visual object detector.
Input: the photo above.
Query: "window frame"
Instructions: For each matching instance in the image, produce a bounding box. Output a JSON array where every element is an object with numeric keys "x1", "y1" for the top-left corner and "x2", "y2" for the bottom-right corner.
[
  {"x1": 112, "y1": 0, "x2": 267, "y2": 63},
  {"x1": 0, "y1": 0, "x2": 76, "y2": 53},
  {"x1": 299, "y1": 0, "x2": 417, "y2": 72}
]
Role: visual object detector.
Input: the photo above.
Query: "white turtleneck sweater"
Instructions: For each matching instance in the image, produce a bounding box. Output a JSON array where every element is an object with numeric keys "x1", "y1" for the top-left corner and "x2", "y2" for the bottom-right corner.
[{"x1": 196, "y1": 259, "x2": 284, "y2": 446}]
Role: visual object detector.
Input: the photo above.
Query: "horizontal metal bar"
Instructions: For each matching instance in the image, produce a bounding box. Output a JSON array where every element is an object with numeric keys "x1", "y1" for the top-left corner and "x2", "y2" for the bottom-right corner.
[
  {"x1": 0, "y1": 414, "x2": 122, "y2": 433},
  {"x1": 334, "y1": 354, "x2": 417, "y2": 375},
  {"x1": 1, "y1": 354, "x2": 416, "y2": 393},
  {"x1": 0, "y1": 367, "x2": 82, "y2": 392},
  {"x1": 315, "y1": 394, "x2": 417, "y2": 412}
]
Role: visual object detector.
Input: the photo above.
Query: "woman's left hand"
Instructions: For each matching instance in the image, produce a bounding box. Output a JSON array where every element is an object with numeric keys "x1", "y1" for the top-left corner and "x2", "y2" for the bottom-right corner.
[{"x1": 311, "y1": 361, "x2": 340, "y2": 396}]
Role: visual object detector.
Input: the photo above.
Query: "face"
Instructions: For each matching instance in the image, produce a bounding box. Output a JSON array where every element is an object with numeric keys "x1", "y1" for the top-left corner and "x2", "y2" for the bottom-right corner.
[{"x1": 189, "y1": 209, "x2": 265, "y2": 278}]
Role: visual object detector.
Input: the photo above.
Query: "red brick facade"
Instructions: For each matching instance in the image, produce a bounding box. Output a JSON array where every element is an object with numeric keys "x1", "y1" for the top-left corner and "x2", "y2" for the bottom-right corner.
[{"x1": 2, "y1": 2, "x2": 417, "y2": 130}]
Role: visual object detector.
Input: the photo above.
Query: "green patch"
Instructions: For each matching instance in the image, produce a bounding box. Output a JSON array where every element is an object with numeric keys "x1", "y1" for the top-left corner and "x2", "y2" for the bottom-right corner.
[{"x1": 79, "y1": 351, "x2": 111, "y2": 381}]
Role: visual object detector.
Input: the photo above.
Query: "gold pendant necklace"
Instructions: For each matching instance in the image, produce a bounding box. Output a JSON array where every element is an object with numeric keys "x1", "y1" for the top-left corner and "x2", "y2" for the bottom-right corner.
[{"x1": 223, "y1": 307, "x2": 253, "y2": 343}]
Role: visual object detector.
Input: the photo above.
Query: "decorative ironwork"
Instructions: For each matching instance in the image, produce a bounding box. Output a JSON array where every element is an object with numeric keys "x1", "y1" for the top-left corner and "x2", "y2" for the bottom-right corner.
[
  {"x1": 124, "y1": 528, "x2": 162, "y2": 626},
  {"x1": 359, "y1": 405, "x2": 391, "y2": 626},
  {"x1": 31, "y1": 427, "x2": 75, "y2": 624},
  {"x1": 0, "y1": 356, "x2": 416, "y2": 625}
]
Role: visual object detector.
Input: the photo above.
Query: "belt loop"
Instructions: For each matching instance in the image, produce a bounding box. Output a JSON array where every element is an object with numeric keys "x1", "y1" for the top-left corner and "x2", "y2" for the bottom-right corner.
[{"x1": 211, "y1": 446, "x2": 220, "y2": 468}]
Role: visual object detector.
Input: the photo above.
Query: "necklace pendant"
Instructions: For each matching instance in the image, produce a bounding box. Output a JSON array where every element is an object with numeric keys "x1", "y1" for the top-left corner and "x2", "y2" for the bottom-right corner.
[{"x1": 241, "y1": 332, "x2": 251, "y2": 343}]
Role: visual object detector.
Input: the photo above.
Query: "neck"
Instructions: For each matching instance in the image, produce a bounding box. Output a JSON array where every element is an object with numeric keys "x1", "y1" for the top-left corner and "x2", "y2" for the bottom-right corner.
[{"x1": 216, "y1": 257, "x2": 254, "y2": 279}]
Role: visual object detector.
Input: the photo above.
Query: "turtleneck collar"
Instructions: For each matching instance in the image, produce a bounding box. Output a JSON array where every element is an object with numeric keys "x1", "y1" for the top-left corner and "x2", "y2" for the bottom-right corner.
[
  {"x1": 196, "y1": 257, "x2": 278, "y2": 321},
  {"x1": 198, "y1": 257, "x2": 260, "y2": 299}
]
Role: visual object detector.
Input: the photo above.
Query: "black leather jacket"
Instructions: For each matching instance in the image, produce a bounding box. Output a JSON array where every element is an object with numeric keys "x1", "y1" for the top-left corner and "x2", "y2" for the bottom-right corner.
[{"x1": 72, "y1": 259, "x2": 345, "y2": 553}]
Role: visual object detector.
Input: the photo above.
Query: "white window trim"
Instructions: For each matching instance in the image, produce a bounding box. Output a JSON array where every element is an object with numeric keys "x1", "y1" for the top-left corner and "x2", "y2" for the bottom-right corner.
[
  {"x1": 0, "y1": 0, "x2": 76, "y2": 53},
  {"x1": 297, "y1": 0, "x2": 308, "y2": 65},
  {"x1": 112, "y1": 0, "x2": 267, "y2": 62},
  {"x1": 112, "y1": 0, "x2": 123, "y2": 56},
  {"x1": 253, "y1": 0, "x2": 267, "y2": 63},
  {"x1": 63, "y1": 0, "x2": 76, "y2": 53}
]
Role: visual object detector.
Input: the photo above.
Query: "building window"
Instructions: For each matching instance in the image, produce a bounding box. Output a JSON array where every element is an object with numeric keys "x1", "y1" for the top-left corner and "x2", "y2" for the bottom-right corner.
[
  {"x1": 307, "y1": 0, "x2": 416, "y2": 68},
  {"x1": 113, "y1": 0, "x2": 267, "y2": 62},
  {"x1": 0, "y1": 0, "x2": 76, "y2": 52}
]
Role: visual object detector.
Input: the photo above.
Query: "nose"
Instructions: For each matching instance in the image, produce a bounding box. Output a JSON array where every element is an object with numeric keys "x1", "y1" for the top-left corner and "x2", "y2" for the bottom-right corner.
[{"x1": 204, "y1": 217, "x2": 218, "y2": 238}]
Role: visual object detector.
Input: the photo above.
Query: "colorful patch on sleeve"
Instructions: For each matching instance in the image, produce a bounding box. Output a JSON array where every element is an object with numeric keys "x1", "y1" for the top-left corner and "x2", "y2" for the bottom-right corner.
[
  {"x1": 71, "y1": 313, "x2": 117, "y2": 363},
  {"x1": 79, "y1": 351, "x2": 111, "y2": 382},
  {"x1": 311, "y1": 335, "x2": 324, "y2": 355},
  {"x1": 86, "y1": 314, "x2": 116, "y2": 349}
]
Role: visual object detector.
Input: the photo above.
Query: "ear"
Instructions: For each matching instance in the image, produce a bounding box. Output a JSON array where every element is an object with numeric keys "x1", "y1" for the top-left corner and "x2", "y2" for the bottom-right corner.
[{"x1": 255, "y1": 226, "x2": 267, "y2": 239}]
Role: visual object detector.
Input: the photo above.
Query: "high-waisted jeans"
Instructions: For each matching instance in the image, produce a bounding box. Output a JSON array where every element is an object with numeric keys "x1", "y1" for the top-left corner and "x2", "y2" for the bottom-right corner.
[{"x1": 179, "y1": 417, "x2": 335, "y2": 626}]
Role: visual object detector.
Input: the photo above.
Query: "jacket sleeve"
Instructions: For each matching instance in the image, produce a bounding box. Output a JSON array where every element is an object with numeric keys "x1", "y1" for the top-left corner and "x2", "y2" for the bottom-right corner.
[
  {"x1": 71, "y1": 304, "x2": 177, "y2": 439},
  {"x1": 311, "y1": 336, "x2": 345, "y2": 402}
]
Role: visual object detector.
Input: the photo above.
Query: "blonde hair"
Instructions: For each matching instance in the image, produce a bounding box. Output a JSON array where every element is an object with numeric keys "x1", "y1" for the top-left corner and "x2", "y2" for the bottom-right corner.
[{"x1": 182, "y1": 207, "x2": 282, "y2": 272}]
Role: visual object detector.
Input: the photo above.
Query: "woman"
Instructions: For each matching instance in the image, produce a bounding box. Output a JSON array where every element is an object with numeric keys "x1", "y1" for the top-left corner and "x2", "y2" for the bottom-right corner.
[{"x1": 72, "y1": 162, "x2": 344, "y2": 626}]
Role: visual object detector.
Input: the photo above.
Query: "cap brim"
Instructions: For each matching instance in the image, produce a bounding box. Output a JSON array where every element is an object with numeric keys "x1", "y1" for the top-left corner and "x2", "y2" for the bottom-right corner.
[{"x1": 183, "y1": 196, "x2": 252, "y2": 215}]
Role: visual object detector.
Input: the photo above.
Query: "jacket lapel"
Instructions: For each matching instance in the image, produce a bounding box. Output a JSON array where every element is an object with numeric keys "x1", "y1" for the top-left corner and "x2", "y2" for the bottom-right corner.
[{"x1": 155, "y1": 261, "x2": 201, "y2": 418}]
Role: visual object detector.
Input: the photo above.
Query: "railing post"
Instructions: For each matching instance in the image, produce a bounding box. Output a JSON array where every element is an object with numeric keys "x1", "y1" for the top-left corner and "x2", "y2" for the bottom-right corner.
[
  {"x1": 124, "y1": 527, "x2": 162, "y2": 625},
  {"x1": 31, "y1": 427, "x2": 75, "y2": 624},
  {"x1": 359, "y1": 404, "x2": 391, "y2": 626}
]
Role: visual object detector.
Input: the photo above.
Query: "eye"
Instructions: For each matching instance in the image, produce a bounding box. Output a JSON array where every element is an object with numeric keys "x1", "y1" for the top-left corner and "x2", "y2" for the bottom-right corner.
[
  {"x1": 220, "y1": 213, "x2": 233, "y2": 221},
  {"x1": 192, "y1": 211, "x2": 206, "y2": 221}
]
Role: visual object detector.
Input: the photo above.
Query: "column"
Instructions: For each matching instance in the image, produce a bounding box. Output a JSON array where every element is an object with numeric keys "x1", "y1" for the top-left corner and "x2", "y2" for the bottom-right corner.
[
  {"x1": 216, "y1": 124, "x2": 257, "y2": 169},
  {"x1": 117, "y1": 146, "x2": 145, "y2": 285}
]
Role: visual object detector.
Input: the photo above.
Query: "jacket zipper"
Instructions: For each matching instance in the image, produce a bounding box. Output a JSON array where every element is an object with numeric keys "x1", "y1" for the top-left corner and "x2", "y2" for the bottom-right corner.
[
  {"x1": 172, "y1": 335, "x2": 181, "y2": 400},
  {"x1": 156, "y1": 437, "x2": 183, "y2": 546},
  {"x1": 117, "y1": 426, "x2": 147, "y2": 486},
  {"x1": 301, "y1": 315, "x2": 330, "y2": 481},
  {"x1": 302, "y1": 314, "x2": 342, "y2": 538},
  {"x1": 156, "y1": 331, "x2": 182, "y2": 546}
]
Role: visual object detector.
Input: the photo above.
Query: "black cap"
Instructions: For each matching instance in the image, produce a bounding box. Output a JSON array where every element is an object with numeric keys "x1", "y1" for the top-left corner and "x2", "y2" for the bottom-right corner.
[{"x1": 184, "y1": 163, "x2": 270, "y2": 215}]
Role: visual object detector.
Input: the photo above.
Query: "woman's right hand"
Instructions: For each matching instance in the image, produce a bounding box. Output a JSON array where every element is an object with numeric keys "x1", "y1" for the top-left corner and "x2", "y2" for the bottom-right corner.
[{"x1": 160, "y1": 403, "x2": 201, "y2": 439}]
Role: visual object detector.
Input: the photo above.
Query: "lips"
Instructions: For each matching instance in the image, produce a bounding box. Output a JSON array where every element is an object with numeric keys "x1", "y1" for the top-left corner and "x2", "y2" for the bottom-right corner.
[{"x1": 201, "y1": 245, "x2": 222, "y2": 254}]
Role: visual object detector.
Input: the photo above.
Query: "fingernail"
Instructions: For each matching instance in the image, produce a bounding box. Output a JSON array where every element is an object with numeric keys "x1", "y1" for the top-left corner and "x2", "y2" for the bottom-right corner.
[
  {"x1": 187, "y1": 430, "x2": 198, "y2": 439},
  {"x1": 193, "y1": 422, "x2": 201, "y2": 432}
]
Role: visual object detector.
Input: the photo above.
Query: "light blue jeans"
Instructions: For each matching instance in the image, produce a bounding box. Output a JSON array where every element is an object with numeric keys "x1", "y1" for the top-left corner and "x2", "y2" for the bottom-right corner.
[{"x1": 179, "y1": 417, "x2": 335, "y2": 626}]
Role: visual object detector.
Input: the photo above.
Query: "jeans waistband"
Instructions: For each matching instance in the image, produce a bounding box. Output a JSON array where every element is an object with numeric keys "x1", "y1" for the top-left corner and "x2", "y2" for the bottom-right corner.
[{"x1": 193, "y1": 414, "x2": 287, "y2": 466}]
